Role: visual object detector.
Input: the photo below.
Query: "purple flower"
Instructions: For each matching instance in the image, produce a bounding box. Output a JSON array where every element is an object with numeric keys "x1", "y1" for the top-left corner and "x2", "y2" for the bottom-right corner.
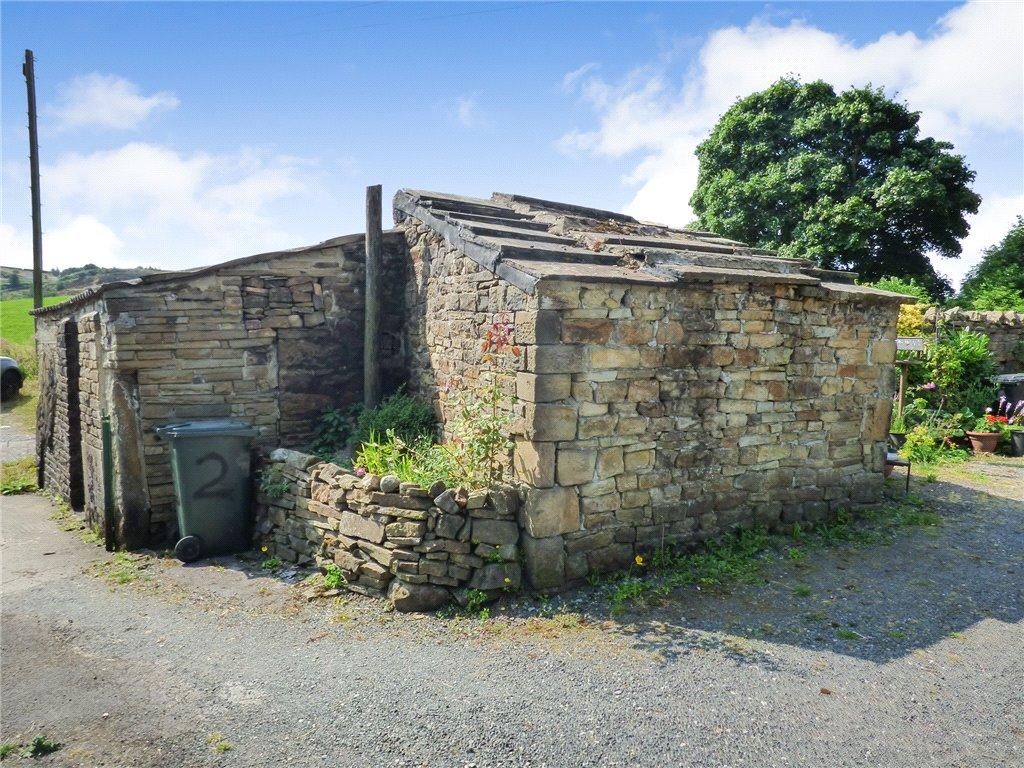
[
  {"x1": 355, "y1": 467, "x2": 367, "y2": 478},
  {"x1": 921, "y1": 382, "x2": 937, "y2": 391}
]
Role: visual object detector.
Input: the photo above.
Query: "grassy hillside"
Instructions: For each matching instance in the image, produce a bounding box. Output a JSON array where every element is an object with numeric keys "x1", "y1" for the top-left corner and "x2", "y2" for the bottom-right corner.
[
  {"x1": 1, "y1": 296, "x2": 71, "y2": 346},
  {"x1": 1, "y1": 263, "x2": 162, "y2": 300}
]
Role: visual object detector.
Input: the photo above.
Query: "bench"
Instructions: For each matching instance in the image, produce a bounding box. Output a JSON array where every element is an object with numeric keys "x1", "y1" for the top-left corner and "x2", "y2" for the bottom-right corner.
[{"x1": 885, "y1": 451, "x2": 911, "y2": 492}]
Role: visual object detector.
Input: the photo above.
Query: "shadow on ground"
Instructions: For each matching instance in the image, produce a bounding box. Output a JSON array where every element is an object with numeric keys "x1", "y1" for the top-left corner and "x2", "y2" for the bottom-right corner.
[{"x1": 596, "y1": 460, "x2": 1024, "y2": 666}]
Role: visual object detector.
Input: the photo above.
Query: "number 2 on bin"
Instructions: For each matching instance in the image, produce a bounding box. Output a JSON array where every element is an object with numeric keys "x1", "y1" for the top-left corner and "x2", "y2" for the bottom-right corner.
[{"x1": 194, "y1": 452, "x2": 232, "y2": 500}]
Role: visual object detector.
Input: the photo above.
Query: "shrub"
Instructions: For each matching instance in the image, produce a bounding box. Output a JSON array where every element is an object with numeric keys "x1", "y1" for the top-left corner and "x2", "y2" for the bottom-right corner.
[
  {"x1": 350, "y1": 391, "x2": 435, "y2": 450},
  {"x1": 925, "y1": 328, "x2": 997, "y2": 412},
  {"x1": 900, "y1": 424, "x2": 969, "y2": 466},
  {"x1": 865, "y1": 276, "x2": 933, "y2": 337}
]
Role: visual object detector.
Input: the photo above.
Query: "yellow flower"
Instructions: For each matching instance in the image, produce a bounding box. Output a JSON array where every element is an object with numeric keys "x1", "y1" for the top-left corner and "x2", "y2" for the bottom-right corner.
[
  {"x1": 261, "y1": 546, "x2": 268, "y2": 553},
  {"x1": 634, "y1": 555, "x2": 645, "y2": 566}
]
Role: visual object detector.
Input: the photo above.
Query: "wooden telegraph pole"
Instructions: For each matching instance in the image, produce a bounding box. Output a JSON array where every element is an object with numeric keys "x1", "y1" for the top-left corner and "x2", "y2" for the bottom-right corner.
[
  {"x1": 23, "y1": 49, "x2": 44, "y2": 310},
  {"x1": 363, "y1": 185, "x2": 383, "y2": 408}
]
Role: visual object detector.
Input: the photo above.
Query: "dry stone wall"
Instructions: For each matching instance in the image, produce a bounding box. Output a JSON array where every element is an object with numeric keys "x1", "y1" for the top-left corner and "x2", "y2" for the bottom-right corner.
[
  {"x1": 925, "y1": 308, "x2": 1024, "y2": 373},
  {"x1": 256, "y1": 449, "x2": 522, "y2": 610}
]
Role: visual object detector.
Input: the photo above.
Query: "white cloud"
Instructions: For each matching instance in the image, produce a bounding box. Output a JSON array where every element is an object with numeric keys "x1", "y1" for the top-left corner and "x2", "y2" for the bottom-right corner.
[
  {"x1": 932, "y1": 192, "x2": 1024, "y2": 287},
  {"x1": 52, "y1": 73, "x2": 179, "y2": 130},
  {"x1": 0, "y1": 216, "x2": 124, "y2": 272},
  {"x1": 3, "y1": 143, "x2": 312, "y2": 271},
  {"x1": 455, "y1": 96, "x2": 481, "y2": 128},
  {"x1": 560, "y1": 0, "x2": 1024, "y2": 282},
  {"x1": 562, "y1": 63, "x2": 600, "y2": 91}
]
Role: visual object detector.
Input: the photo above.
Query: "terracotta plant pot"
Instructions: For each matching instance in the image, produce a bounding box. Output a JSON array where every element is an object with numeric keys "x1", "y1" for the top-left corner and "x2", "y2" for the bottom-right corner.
[
  {"x1": 1011, "y1": 430, "x2": 1024, "y2": 457},
  {"x1": 883, "y1": 463, "x2": 895, "y2": 479},
  {"x1": 966, "y1": 431, "x2": 1000, "y2": 454}
]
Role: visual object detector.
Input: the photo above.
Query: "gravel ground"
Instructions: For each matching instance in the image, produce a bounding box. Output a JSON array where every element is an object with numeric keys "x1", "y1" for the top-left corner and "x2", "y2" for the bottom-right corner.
[
  {"x1": 0, "y1": 417, "x2": 33, "y2": 461},
  {"x1": 2, "y1": 460, "x2": 1022, "y2": 767}
]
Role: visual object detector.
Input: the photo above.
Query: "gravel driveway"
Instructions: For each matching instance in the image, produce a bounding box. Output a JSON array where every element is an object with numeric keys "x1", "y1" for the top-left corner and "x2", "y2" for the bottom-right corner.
[{"x1": 2, "y1": 461, "x2": 1022, "y2": 767}]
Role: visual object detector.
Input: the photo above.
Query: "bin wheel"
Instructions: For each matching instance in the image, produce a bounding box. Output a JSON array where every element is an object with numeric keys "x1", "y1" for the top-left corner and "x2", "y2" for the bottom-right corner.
[{"x1": 174, "y1": 535, "x2": 202, "y2": 563}]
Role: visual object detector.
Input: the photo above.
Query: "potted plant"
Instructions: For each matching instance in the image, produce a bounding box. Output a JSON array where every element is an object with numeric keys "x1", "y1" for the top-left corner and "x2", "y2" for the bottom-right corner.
[
  {"x1": 889, "y1": 409, "x2": 907, "y2": 449},
  {"x1": 965, "y1": 412, "x2": 1004, "y2": 453},
  {"x1": 1010, "y1": 425, "x2": 1024, "y2": 457}
]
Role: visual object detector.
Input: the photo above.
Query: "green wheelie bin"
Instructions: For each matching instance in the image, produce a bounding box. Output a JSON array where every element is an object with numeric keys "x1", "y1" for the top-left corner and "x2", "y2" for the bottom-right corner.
[{"x1": 155, "y1": 419, "x2": 258, "y2": 562}]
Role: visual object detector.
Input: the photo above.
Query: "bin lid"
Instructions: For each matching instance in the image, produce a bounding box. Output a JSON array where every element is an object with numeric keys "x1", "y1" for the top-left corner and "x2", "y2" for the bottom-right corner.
[{"x1": 155, "y1": 419, "x2": 258, "y2": 439}]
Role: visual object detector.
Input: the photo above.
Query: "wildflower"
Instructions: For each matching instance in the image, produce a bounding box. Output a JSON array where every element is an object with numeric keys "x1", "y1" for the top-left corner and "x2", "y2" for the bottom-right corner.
[
  {"x1": 355, "y1": 467, "x2": 367, "y2": 478},
  {"x1": 503, "y1": 577, "x2": 511, "y2": 584},
  {"x1": 921, "y1": 382, "x2": 936, "y2": 391},
  {"x1": 261, "y1": 546, "x2": 268, "y2": 553},
  {"x1": 634, "y1": 555, "x2": 645, "y2": 567}
]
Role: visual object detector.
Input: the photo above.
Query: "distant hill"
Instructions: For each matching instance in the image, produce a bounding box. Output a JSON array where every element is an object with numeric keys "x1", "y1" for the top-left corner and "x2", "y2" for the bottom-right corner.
[{"x1": 1, "y1": 264, "x2": 165, "y2": 299}]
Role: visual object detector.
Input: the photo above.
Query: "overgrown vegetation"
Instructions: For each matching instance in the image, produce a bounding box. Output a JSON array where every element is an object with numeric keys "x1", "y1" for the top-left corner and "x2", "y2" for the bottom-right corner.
[
  {"x1": 323, "y1": 563, "x2": 343, "y2": 589},
  {"x1": 351, "y1": 315, "x2": 520, "y2": 488},
  {"x1": 1, "y1": 457, "x2": 38, "y2": 495},
  {"x1": 257, "y1": 465, "x2": 291, "y2": 499},
  {"x1": 593, "y1": 495, "x2": 940, "y2": 613},
  {"x1": 309, "y1": 390, "x2": 436, "y2": 462},
  {"x1": 5, "y1": 735, "x2": 62, "y2": 759}
]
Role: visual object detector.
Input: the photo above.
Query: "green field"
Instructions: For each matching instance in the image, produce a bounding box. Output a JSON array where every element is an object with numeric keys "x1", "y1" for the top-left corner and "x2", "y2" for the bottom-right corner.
[{"x1": 0, "y1": 296, "x2": 70, "y2": 345}]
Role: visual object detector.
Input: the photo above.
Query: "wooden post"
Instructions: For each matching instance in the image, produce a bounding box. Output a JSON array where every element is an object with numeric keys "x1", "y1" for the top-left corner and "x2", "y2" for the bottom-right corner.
[
  {"x1": 23, "y1": 50, "x2": 43, "y2": 310},
  {"x1": 363, "y1": 184, "x2": 382, "y2": 408},
  {"x1": 897, "y1": 361, "x2": 909, "y2": 419}
]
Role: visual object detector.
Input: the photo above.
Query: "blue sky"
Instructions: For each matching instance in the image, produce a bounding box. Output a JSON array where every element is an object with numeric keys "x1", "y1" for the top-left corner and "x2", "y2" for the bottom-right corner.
[{"x1": 2, "y1": 1, "x2": 1021, "y2": 287}]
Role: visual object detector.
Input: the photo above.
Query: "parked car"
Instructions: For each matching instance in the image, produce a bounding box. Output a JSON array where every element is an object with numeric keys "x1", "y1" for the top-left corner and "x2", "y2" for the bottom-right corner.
[{"x1": 1, "y1": 357, "x2": 24, "y2": 401}]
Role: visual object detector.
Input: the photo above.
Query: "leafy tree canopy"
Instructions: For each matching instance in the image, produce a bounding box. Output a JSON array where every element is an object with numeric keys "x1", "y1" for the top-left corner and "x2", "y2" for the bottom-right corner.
[
  {"x1": 691, "y1": 78, "x2": 980, "y2": 300},
  {"x1": 957, "y1": 216, "x2": 1024, "y2": 311}
]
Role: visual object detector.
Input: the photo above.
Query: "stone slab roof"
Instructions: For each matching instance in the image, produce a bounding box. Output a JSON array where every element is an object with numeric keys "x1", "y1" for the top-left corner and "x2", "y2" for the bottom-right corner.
[
  {"x1": 394, "y1": 189, "x2": 912, "y2": 303},
  {"x1": 31, "y1": 231, "x2": 404, "y2": 318}
]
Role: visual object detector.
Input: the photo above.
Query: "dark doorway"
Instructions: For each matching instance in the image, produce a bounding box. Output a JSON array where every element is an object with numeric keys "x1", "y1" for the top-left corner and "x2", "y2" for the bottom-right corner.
[{"x1": 63, "y1": 320, "x2": 85, "y2": 511}]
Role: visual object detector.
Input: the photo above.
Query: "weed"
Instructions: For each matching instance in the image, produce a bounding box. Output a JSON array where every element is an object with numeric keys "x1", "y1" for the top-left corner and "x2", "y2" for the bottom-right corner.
[
  {"x1": 836, "y1": 628, "x2": 861, "y2": 641},
  {"x1": 93, "y1": 552, "x2": 151, "y2": 586},
  {"x1": 261, "y1": 557, "x2": 282, "y2": 572},
  {"x1": 21, "y1": 735, "x2": 60, "y2": 758},
  {"x1": 787, "y1": 547, "x2": 806, "y2": 561},
  {"x1": 464, "y1": 588, "x2": 490, "y2": 619},
  {"x1": 888, "y1": 629, "x2": 908, "y2": 639},
  {"x1": 0, "y1": 743, "x2": 18, "y2": 760},
  {"x1": 206, "y1": 732, "x2": 232, "y2": 753},
  {"x1": 322, "y1": 563, "x2": 343, "y2": 590},
  {"x1": 536, "y1": 593, "x2": 553, "y2": 617},
  {"x1": 257, "y1": 465, "x2": 291, "y2": 499},
  {"x1": 1, "y1": 457, "x2": 37, "y2": 495},
  {"x1": 792, "y1": 584, "x2": 813, "y2": 598}
]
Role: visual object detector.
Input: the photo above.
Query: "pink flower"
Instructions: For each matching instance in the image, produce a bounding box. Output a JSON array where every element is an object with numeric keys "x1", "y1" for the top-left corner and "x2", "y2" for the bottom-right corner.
[
  {"x1": 355, "y1": 467, "x2": 366, "y2": 478},
  {"x1": 921, "y1": 382, "x2": 936, "y2": 391}
]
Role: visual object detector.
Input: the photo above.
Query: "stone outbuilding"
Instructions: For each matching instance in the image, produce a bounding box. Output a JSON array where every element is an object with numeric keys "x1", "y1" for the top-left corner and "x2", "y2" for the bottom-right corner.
[
  {"x1": 33, "y1": 232, "x2": 407, "y2": 547},
  {"x1": 36, "y1": 188, "x2": 907, "y2": 590}
]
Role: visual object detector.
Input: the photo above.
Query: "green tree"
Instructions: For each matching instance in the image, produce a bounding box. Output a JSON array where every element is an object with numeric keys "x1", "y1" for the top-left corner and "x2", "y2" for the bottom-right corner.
[
  {"x1": 957, "y1": 216, "x2": 1024, "y2": 311},
  {"x1": 690, "y1": 78, "x2": 980, "y2": 299}
]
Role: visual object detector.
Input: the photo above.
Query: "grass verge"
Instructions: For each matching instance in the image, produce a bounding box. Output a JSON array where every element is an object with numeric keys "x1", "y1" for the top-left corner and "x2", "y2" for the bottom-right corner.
[{"x1": 1, "y1": 456, "x2": 37, "y2": 495}]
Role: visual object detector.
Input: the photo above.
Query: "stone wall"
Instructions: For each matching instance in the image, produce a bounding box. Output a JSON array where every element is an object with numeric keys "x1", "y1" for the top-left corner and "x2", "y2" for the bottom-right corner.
[
  {"x1": 36, "y1": 232, "x2": 407, "y2": 546},
  {"x1": 510, "y1": 279, "x2": 899, "y2": 588},
  {"x1": 36, "y1": 307, "x2": 104, "y2": 518},
  {"x1": 76, "y1": 312, "x2": 107, "y2": 532},
  {"x1": 926, "y1": 308, "x2": 1024, "y2": 373},
  {"x1": 256, "y1": 449, "x2": 521, "y2": 611},
  {"x1": 399, "y1": 221, "x2": 533, "y2": 434}
]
